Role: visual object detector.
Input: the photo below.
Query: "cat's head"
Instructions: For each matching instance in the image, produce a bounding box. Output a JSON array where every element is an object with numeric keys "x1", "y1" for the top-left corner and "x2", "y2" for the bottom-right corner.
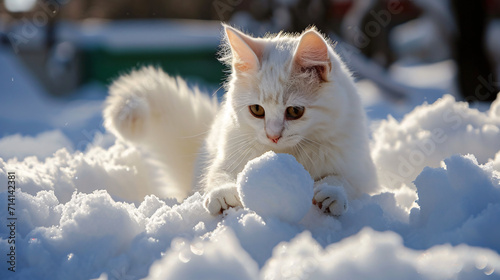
[{"x1": 221, "y1": 25, "x2": 353, "y2": 150}]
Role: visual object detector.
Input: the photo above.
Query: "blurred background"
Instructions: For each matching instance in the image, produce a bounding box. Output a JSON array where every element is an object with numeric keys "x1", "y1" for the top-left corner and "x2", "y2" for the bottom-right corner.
[{"x1": 1, "y1": 0, "x2": 499, "y2": 156}]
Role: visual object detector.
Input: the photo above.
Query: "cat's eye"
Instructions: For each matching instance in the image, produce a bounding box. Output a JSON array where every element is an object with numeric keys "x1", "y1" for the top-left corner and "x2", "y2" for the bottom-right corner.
[
  {"x1": 286, "y1": 106, "x2": 305, "y2": 120},
  {"x1": 249, "y1": 105, "x2": 265, "y2": 118}
]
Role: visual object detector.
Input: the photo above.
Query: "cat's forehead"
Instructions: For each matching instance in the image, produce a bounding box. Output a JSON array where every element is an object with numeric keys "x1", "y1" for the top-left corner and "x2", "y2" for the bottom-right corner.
[
  {"x1": 258, "y1": 65, "x2": 288, "y2": 102},
  {"x1": 254, "y1": 39, "x2": 318, "y2": 106},
  {"x1": 262, "y1": 38, "x2": 296, "y2": 69},
  {"x1": 256, "y1": 39, "x2": 299, "y2": 104}
]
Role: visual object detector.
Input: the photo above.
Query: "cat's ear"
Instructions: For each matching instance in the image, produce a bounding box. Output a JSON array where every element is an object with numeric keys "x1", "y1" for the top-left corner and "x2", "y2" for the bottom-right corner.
[
  {"x1": 293, "y1": 28, "x2": 331, "y2": 81},
  {"x1": 224, "y1": 25, "x2": 263, "y2": 73}
]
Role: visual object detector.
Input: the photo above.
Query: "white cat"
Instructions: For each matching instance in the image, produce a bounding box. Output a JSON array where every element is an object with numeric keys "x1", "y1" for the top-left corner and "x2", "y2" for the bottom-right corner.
[{"x1": 104, "y1": 25, "x2": 379, "y2": 216}]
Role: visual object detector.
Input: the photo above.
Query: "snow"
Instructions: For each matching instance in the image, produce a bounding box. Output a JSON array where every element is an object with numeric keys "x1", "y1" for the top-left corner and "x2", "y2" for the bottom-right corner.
[
  {"x1": 2, "y1": 94, "x2": 500, "y2": 279},
  {"x1": 237, "y1": 151, "x2": 314, "y2": 223},
  {"x1": 409, "y1": 154, "x2": 500, "y2": 251},
  {"x1": 372, "y1": 94, "x2": 500, "y2": 203},
  {"x1": 2, "y1": 29, "x2": 500, "y2": 280},
  {"x1": 0, "y1": 130, "x2": 73, "y2": 160},
  {"x1": 145, "y1": 228, "x2": 259, "y2": 280},
  {"x1": 262, "y1": 228, "x2": 500, "y2": 279},
  {"x1": 3, "y1": 0, "x2": 36, "y2": 13}
]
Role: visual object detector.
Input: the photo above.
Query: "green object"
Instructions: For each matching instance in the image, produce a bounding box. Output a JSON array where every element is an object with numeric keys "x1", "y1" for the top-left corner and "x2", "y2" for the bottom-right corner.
[{"x1": 81, "y1": 47, "x2": 226, "y2": 86}]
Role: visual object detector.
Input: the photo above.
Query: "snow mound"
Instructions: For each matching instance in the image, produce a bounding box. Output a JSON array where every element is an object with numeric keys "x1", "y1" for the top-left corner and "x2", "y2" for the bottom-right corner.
[
  {"x1": 237, "y1": 151, "x2": 314, "y2": 223},
  {"x1": 145, "y1": 228, "x2": 259, "y2": 280},
  {"x1": 0, "y1": 141, "x2": 156, "y2": 203},
  {"x1": 372, "y1": 94, "x2": 500, "y2": 207},
  {"x1": 262, "y1": 228, "x2": 500, "y2": 279},
  {"x1": 409, "y1": 154, "x2": 500, "y2": 251}
]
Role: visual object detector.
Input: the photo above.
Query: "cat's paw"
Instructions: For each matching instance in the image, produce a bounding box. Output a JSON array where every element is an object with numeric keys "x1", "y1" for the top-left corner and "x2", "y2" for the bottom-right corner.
[
  {"x1": 312, "y1": 183, "x2": 348, "y2": 216},
  {"x1": 104, "y1": 93, "x2": 150, "y2": 141},
  {"x1": 204, "y1": 184, "x2": 242, "y2": 215}
]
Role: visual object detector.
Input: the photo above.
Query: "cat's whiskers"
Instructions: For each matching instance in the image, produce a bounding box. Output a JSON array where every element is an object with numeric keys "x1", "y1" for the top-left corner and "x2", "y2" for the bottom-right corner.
[
  {"x1": 191, "y1": 133, "x2": 254, "y2": 157},
  {"x1": 295, "y1": 141, "x2": 317, "y2": 176},
  {"x1": 223, "y1": 135, "x2": 253, "y2": 159},
  {"x1": 178, "y1": 130, "x2": 210, "y2": 139},
  {"x1": 211, "y1": 84, "x2": 225, "y2": 98},
  {"x1": 302, "y1": 138, "x2": 323, "y2": 158},
  {"x1": 234, "y1": 105, "x2": 250, "y2": 115},
  {"x1": 225, "y1": 141, "x2": 255, "y2": 156},
  {"x1": 225, "y1": 139, "x2": 257, "y2": 174},
  {"x1": 226, "y1": 131, "x2": 255, "y2": 139},
  {"x1": 295, "y1": 138, "x2": 320, "y2": 159},
  {"x1": 303, "y1": 137, "x2": 323, "y2": 148},
  {"x1": 225, "y1": 133, "x2": 256, "y2": 148},
  {"x1": 197, "y1": 133, "x2": 257, "y2": 164},
  {"x1": 230, "y1": 143, "x2": 256, "y2": 174}
]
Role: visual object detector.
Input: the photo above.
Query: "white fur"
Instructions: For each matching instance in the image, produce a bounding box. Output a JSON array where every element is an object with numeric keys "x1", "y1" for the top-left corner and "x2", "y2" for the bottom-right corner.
[
  {"x1": 104, "y1": 67, "x2": 218, "y2": 201},
  {"x1": 104, "y1": 27, "x2": 379, "y2": 216}
]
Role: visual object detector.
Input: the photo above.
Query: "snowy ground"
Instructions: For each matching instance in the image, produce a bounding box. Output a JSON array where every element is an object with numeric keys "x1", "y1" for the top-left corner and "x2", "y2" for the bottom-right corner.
[{"x1": 1, "y1": 43, "x2": 500, "y2": 280}]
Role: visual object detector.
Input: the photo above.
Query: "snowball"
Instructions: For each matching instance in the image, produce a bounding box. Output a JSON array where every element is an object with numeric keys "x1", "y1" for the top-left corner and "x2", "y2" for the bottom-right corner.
[{"x1": 236, "y1": 151, "x2": 314, "y2": 223}]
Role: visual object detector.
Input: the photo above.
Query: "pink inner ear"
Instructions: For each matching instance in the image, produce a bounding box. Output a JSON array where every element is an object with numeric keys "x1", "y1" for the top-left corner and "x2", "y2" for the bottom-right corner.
[
  {"x1": 294, "y1": 30, "x2": 331, "y2": 80},
  {"x1": 225, "y1": 26, "x2": 262, "y2": 72}
]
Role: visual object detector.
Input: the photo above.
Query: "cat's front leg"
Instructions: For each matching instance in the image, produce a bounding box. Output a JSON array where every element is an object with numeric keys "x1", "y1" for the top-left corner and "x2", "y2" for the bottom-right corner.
[
  {"x1": 313, "y1": 176, "x2": 348, "y2": 216},
  {"x1": 204, "y1": 184, "x2": 242, "y2": 215}
]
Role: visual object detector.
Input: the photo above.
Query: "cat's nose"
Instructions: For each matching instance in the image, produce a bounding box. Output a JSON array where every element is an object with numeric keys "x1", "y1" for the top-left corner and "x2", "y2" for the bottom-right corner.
[{"x1": 267, "y1": 134, "x2": 281, "y2": 144}]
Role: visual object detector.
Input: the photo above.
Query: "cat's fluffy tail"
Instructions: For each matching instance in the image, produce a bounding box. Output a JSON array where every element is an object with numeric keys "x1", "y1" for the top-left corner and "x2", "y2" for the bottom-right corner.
[{"x1": 104, "y1": 66, "x2": 218, "y2": 200}]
